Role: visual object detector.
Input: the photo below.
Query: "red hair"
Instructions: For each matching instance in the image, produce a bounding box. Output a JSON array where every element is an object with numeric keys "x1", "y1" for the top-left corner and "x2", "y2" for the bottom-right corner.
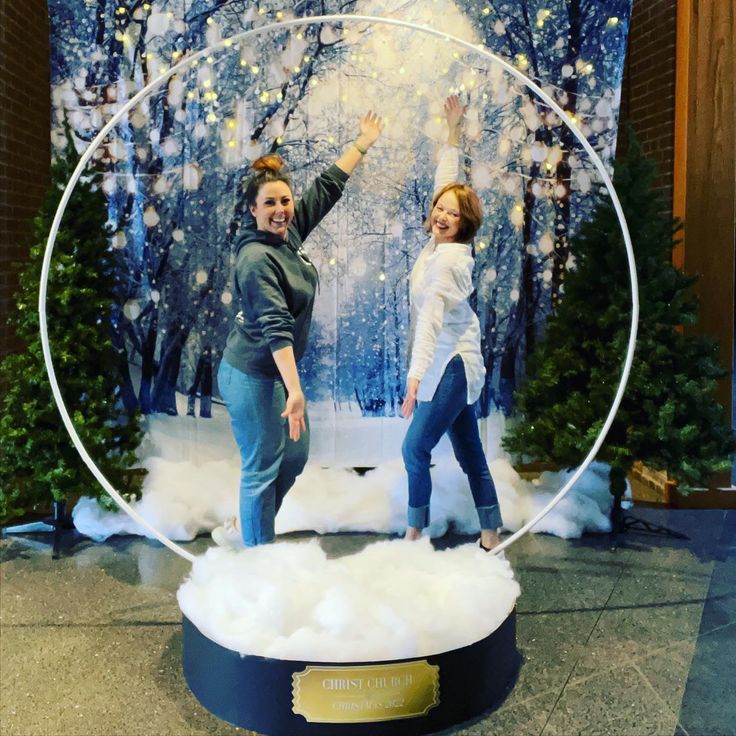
[{"x1": 424, "y1": 183, "x2": 483, "y2": 243}]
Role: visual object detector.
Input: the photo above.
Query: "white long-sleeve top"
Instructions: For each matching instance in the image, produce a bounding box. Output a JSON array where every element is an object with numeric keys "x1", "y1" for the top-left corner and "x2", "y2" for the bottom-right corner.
[{"x1": 407, "y1": 144, "x2": 485, "y2": 404}]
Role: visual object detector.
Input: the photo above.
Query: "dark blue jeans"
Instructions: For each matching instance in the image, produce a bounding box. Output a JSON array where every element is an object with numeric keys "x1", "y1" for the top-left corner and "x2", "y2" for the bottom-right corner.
[
  {"x1": 402, "y1": 355, "x2": 502, "y2": 530},
  {"x1": 217, "y1": 357, "x2": 309, "y2": 546}
]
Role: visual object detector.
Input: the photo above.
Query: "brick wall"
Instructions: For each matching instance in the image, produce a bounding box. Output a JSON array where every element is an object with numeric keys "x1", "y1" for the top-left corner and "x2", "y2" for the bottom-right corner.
[
  {"x1": 618, "y1": 0, "x2": 678, "y2": 216},
  {"x1": 0, "y1": 0, "x2": 51, "y2": 358},
  {"x1": 618, "y1": 1, "x2": 679, "y2": 499}
]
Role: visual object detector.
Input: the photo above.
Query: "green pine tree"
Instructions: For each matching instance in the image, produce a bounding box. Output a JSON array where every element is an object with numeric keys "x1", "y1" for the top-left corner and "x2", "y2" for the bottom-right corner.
[
  {"x1": 0, "y1": 127, "x2": 145, "y2": 524},
  {"x1": 503, "y1": 135, "x2": 734, "y2": 502}
]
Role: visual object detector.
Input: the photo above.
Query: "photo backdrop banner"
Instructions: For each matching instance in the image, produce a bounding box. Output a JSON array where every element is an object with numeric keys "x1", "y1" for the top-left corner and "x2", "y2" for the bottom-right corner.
[{"x1": 48, "y1": 0, "x2": 632, "y2": 465}]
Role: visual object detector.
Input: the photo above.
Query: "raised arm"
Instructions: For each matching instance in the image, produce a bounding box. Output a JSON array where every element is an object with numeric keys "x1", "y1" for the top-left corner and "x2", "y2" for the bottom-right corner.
[
  {"x1": 291, "y1": 111, "x2": 383, "y2": 242},
  {"x1": 335, "y1": 110, "x2": 384, "y2": 175},
  {"x1": 433, "y1": 95, "x2": 465, "y2": 194},
  {"x1": 444, "y1": 94, "x2": 464, "y2": 147}
]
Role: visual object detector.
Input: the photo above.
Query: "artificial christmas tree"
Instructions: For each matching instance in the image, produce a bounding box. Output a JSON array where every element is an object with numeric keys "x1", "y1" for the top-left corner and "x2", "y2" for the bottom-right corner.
[
  {"x1": 503, "y1": 135, "x2": 734, "y2": 527},
  {"x1": 0, "y1": 127, "x2": 144, "y2": 527}
]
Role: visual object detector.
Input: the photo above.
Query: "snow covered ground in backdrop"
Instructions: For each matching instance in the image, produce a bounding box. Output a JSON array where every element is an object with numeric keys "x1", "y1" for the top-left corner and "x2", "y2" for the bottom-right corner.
[{"x1": 73, "y1": 397, "x2": 620, "y2": 542}]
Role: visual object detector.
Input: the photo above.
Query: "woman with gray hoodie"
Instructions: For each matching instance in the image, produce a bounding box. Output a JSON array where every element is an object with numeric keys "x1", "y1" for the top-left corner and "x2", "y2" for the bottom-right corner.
[{"x1": 213, "y1": 112, "x2": 383, "y2": 548}]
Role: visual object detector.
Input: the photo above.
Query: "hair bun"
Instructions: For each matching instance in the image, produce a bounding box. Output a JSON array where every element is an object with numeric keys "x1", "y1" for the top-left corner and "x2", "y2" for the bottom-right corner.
[{"x1": 252, "y1": 154, "x2": 285, "y2": 173}]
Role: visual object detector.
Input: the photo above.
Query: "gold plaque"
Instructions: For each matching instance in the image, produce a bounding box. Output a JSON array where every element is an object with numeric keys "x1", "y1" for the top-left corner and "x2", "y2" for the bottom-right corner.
[{"x1": 292, "y1": 660, "x2": 440, "y2": 723}]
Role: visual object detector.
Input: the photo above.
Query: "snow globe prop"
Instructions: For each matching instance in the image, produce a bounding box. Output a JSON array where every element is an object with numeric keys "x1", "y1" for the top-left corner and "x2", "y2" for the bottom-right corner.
[
  {"x1": 40, "y1": 14, "x2": 636, "y2": 735},
  {"x1": 178, "y1": 539, "x2": 521, "y2": 735}
]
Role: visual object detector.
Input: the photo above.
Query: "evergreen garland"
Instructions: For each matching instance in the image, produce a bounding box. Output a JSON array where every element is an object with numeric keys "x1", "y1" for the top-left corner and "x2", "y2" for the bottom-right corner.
[
  {"x1": 0, "y1": 127, "x2": 145, "y2": 523},
  {"x1": 503, "y1": 136, "x2": 734, "y2": 498}
]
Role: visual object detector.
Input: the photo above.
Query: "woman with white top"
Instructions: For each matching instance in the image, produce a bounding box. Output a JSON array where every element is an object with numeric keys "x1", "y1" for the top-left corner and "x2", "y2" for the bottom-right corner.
[{"x1": 401, "y1": 96, "x2": 502, "y2": 551}]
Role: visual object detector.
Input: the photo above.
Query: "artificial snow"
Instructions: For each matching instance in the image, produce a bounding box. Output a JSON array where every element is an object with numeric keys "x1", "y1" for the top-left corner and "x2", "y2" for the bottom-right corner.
[
  {"x1": 72, "y1": 400, "x2": 617, "y2": 543},
  {"x1": 177, "y1": 538, "x2": 520, "y2": 661}
]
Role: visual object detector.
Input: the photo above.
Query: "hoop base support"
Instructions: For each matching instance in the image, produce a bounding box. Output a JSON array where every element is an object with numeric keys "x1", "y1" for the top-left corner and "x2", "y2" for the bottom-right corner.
[{"x1": 182, "y1": 610, "x2": 521, "y2": 735}]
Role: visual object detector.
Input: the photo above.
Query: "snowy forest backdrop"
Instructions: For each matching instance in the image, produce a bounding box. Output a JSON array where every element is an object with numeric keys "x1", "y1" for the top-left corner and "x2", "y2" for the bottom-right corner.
[{"x1": 48, "y1": 0, "x2": 632, "y2": 464}]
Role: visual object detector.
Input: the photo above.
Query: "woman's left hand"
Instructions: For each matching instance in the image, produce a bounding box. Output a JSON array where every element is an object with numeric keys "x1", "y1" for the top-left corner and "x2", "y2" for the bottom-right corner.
[
  {"x1": 281, "y1": 390, "x2": 307, "y2": 441},
  {"x1": 358, "y1": 110, "x2": 384, "y2": 148},
  {"x1": 401, "y1": 378, "x2": 420, "y2": 418}
]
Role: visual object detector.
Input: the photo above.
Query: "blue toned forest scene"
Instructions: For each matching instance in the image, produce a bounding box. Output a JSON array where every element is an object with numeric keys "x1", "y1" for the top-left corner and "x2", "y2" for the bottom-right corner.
[{"x1": 48, "y1": 0, "x2": 632, "y2": 463}]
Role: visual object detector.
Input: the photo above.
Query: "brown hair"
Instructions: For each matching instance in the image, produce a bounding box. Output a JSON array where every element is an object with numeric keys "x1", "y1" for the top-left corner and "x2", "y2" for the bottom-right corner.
[
  {"x1": 424, "y1": 183, "x2": 483, "y2": 244},
  {"x1": 245, "y1": 154, "x2": 292, "y2": 207}
]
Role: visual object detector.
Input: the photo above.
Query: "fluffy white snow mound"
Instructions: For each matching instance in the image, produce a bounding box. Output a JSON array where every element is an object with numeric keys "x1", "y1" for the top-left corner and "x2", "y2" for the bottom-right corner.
[
  {"x1": 73, "y1": 455, "x2": 615, "y2": 542},
  {"x1": 72, "y1": 407, "x2": 619, "y2": 543},
  {"x1": 177, "y1": 538, "x2": 520, "y2": 662}
]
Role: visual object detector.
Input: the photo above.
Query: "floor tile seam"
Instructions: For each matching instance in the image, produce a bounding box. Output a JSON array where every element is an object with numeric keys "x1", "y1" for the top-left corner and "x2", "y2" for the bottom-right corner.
[
  {"x1": 559, "y1": 637, "x2": 697, "y2": 690},
  {"x1": 492, "y1": 684, "x2": 563, "y2": 710},
  {"x1": 630, "y1": 660, "x2": 686, "y2": 725},
  {"x1": 0, "y1": 620, "x2": 181, "y2": 629},
  {"x1": 517, "y1": 595, "x2": 716, "y2": 617},
  {"x1": 537, "y1": 554, "x2": 630, "y2": 735},
  {"x1": 695, "y1": 618, "x2": 736, "y2": 639}
]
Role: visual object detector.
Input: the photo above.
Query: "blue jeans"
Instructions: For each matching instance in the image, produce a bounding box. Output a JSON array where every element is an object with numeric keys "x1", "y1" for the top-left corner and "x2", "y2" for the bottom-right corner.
[
  {"x1": 217, "y1": 358, "x2": 309, "y2": 546},
  {"x1": 402, "y1": 355, "x2": 502, "y2": 531}
]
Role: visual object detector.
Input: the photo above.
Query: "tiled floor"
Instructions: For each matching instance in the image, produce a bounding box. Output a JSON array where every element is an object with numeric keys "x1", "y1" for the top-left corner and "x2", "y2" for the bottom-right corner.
[{"x1": 1, "y1": 507, "x2": 734, "y2": 736}]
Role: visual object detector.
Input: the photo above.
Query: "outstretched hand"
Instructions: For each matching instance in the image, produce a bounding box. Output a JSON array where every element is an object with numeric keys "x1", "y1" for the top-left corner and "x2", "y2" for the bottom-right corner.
[
  {"x1": 358, "y1": 110, "x2": 384, "y2": 147},
  {"x1": 444, "y1": 95, "x2": 466, "y2": 145}
]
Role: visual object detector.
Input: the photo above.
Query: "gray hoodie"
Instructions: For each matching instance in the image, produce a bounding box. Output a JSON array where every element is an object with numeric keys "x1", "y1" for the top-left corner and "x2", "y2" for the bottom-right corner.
[{"x1": 222, "y1": 164, "x2": 349, "y2": 378}]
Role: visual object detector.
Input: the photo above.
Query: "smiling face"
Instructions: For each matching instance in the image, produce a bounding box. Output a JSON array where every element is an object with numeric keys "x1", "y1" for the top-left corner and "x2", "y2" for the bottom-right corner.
[
  {"x1": 430, "y1": 190, "x2": 462, "y2": 244},
  {"x1": 250, "y1": 181, "x2": 294, "y2": 239}
]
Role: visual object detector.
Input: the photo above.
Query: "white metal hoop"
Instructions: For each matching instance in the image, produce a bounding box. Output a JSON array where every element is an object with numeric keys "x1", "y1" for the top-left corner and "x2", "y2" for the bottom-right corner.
[{"x1": 39, "y1": 14, "x2": 638, "y2": 561}]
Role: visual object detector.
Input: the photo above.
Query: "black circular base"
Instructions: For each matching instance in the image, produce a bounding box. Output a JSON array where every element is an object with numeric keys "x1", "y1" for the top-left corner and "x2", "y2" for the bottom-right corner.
[{"x1": 182, "y1": 610, "x2": 521, "y2": 736}]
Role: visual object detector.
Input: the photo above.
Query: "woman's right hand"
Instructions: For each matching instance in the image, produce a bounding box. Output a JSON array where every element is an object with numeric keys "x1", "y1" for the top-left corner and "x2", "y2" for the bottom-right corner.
[
  {"x1": 444, "y1": 95, "x2": 466, "y2": 146},
  {"x1": 281, "y1": 390, "x2": 307, "y2": 441}
]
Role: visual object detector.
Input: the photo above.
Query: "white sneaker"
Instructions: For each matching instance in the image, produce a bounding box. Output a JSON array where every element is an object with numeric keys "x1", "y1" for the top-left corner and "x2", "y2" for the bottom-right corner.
[{"x1": 211, "y1": 517, "x2": 243, "y2": 549}]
